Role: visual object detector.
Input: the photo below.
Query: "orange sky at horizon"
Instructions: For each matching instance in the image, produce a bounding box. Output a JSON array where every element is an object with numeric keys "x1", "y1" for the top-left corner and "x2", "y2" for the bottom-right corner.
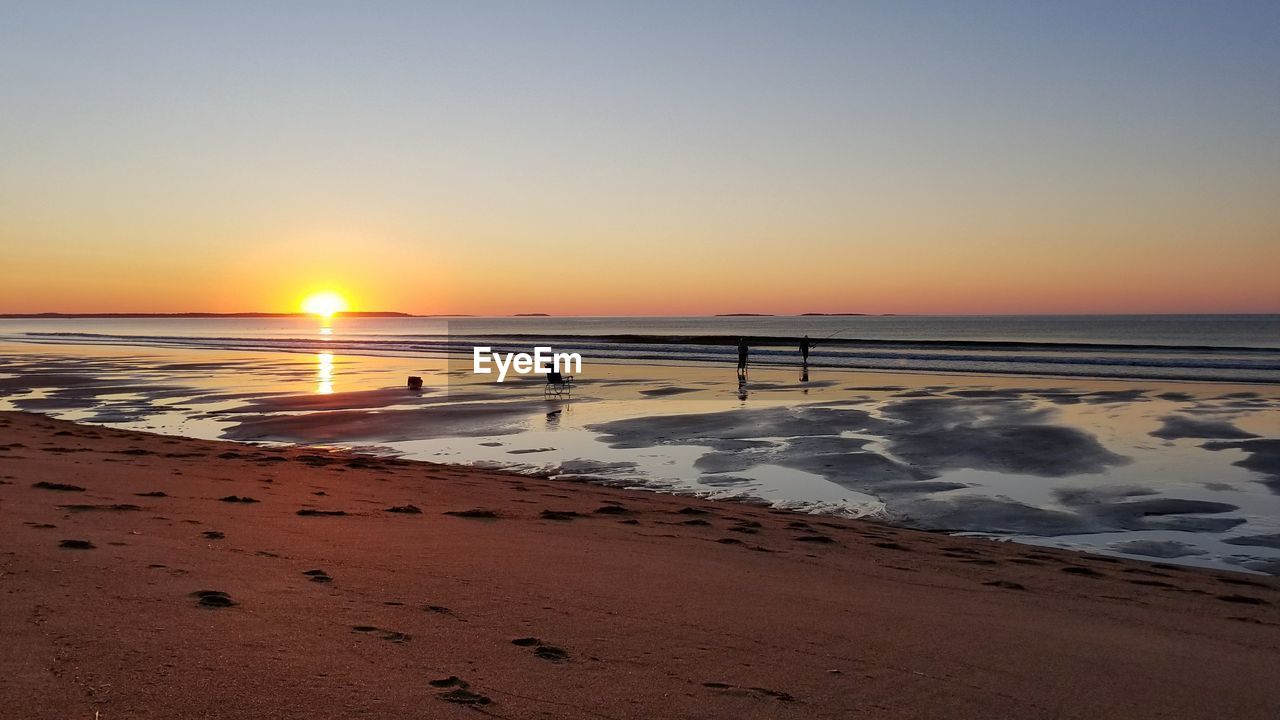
[
  {"x1": 2, "y1": 227, "x2": 1276, "y2": 316},
  {"x1": 2, "y1": 193, "x2": 1277, "y2": 316}
]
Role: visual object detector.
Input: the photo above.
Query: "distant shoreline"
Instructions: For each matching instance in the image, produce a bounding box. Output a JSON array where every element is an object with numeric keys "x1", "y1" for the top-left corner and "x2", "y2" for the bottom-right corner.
[
  {"x1": 0, "y1": 312, "x2": 417, "y2": 319},
  {"x1": 3, "y1": 312, "x2": 1278, "y2": 320}
]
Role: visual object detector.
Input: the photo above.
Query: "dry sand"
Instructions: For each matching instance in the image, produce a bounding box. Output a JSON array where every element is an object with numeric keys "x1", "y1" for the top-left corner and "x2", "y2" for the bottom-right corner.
[{"x1": 1, "y1": 410, "x2": 1278, "y2": 719}]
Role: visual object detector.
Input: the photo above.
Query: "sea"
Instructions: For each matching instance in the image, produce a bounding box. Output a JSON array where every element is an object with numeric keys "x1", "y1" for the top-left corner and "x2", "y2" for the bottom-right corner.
[{"x1": 4, "y1": 314, "x2": 1280, "y2": 383}]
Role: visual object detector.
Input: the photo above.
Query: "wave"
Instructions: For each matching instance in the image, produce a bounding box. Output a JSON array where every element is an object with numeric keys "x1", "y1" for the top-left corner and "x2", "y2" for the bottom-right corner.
[{"x1": 11, "y1": 330, "x2": 1280, "y2": 383}]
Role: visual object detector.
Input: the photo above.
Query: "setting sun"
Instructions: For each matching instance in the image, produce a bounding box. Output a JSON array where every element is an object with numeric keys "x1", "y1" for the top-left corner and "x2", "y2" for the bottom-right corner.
[{"x1": 301, "y1": 291, "x2": 349, "y2": 318}]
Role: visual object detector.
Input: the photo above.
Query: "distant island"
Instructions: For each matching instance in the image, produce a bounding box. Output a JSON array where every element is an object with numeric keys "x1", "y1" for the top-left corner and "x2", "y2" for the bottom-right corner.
[
  {"x1": 513, "y1": 313, "x2": 550, "y2": 317},
  {"x1": 715, "y1": 313, "x2": 774, "y2": 317},
  {"x1": 0, "y1": 311, "x2": 415, "y2": 319},
  {"x1": 799, "y1": 312, "x2": 868, "y2": 316}
]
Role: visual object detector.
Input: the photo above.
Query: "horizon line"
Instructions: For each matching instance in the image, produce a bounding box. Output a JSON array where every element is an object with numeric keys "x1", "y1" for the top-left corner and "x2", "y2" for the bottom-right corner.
[{"x1": 3, "y1": 311, "x2": 1280, "y2": 319}]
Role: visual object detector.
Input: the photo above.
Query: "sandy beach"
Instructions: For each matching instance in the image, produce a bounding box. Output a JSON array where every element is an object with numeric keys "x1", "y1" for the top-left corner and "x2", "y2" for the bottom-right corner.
[{"x1": 3, "y1": 410, "x2": 1279, "y2": 719}]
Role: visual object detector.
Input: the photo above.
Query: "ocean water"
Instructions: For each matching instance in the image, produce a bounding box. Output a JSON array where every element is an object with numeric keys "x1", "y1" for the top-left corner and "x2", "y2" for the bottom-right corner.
[{"x1": 4, "y1": 314, "x2": 1280, "y2": 383}]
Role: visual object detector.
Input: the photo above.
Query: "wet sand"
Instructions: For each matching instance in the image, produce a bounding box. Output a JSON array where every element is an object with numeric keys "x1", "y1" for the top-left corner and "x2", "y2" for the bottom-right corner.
[{"x1": 2, "y1": 411, "x2": 1280, "y2": 718}]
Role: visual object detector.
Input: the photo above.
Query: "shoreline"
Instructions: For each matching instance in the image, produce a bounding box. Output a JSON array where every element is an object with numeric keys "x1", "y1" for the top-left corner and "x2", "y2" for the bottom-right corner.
[
  {"x1": 2, "y1": 410, "x2": 1279, "y2": 718},
  {"x1": 4, "y1": 341, "x2": 1280, "y2": 573}
]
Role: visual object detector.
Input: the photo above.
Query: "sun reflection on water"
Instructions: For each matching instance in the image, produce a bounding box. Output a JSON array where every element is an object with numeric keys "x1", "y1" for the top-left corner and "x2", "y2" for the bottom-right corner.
[{"x1": 317, "y1": 352, "x2": 334, "y2": 394}]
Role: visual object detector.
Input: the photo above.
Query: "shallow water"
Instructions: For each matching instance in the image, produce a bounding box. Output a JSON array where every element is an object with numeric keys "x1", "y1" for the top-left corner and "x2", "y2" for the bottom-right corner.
[{"x1": 2, "y1": 335, "x2": 1279, "y2": 574}]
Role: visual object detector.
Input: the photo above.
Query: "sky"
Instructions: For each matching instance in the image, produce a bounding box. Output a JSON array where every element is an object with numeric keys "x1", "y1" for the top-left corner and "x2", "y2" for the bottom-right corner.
[{"x1": 1, "y1": 1, "x2": 1278, "y2": 315}]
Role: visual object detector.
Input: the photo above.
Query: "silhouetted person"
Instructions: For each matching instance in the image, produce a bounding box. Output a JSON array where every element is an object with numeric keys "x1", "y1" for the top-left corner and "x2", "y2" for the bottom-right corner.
[
  {"x1": 800, "y1": 335, "x2": 812, "y2": 364},
  {"x1": 736, "y1": 338, "x2": 749, "y2": 378}
]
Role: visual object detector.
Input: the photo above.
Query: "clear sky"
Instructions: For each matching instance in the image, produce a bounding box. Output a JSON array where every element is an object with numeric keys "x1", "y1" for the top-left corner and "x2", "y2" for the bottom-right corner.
[{"x1": 2, "y1": 1, "x2": 1277, "y2": 315}]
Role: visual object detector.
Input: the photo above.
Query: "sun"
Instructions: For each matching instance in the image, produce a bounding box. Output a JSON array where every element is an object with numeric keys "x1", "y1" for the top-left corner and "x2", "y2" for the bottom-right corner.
[{"x1": 301, "y1": 291, "x2": 349, "y2": 319}]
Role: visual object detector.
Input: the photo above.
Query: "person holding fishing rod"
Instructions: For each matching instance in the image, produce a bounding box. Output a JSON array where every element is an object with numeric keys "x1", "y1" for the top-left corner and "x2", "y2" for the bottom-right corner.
[{"x1": 736, "y1": 337, "x2": 749, "y2": 379}]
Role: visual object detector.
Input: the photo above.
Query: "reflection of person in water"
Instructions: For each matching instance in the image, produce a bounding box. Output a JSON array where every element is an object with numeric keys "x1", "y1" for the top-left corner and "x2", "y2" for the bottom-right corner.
[{"x1": 736, "y1": 338, "x2": 749, "y2": 377}]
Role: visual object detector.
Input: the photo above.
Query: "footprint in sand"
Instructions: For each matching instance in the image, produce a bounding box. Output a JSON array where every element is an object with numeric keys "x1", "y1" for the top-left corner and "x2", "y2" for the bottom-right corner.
[
  {"x1": 534, "y1": 645, "x2": 569, "y2": 661},
  {"x1": 984, "y1": 580, "x2": 1028, "y2": 591},
  {"x1": 1219, "y1": 577, "x2": 1270, "y2": 589},
  {"x1": 423, "y1": 604, "x2": 459, "y2": 618},
  {"x1": 58, "y1": 503, "x2": 141, "y2": 513},
  {"x1": 219, "y1": 495, "x2": 259, "y2": 504},
  {"x1": 511, "y1": 637, "x2": 569, "y2": 661},
  {"x1": 33, "y1": 481, "x2": 85, "y2": 492},
  {"x1": 703, "y1": 682, "x2": 798, "y2": 703},
  {"x1": 1129, "y1": 579, "x2": 1182, "y2": 590},
  {"x1": 191, "y1": 590, "x2": 236, "y2": 608},
  {"x1": 352, "y1": 625, "x2": 411, "y2": 642},
  {"x1": 1061, "y1": 566, "x2": 1106, "y2": 578},
  {"x1": 443, "y1": 508, "x2": 499, "y2": 519},
  {"x1": 296, "y1": 454, "x2": 338, "y2": 467},
  {"x1": 303, "y1": 569, "x2": 332, "y2": 583},
  {"x1": 202, "y1": 531, "x2": 225, "y2": 540},
  {"x1": 435, "y1": 684, "x2": 492, "y2": 705},
  {"x1": 296, "y1": 509, "x2": 347, "y2": 517},
  {"x1": 1218, "y1": 594, "x2": 1269, "y2": 605},
  {"x1": 384, "y1": 504, "x2": 422, "y2": 514},
  {"x1": 540, "y1": 509, "x2": 580, "y2": 521},
  {"x1": 1124, "y1": 567, "x2": 1172, "y2": 578},
  {"x1": 59, "y1": 539, "x2": 95, "y2": 550}
]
